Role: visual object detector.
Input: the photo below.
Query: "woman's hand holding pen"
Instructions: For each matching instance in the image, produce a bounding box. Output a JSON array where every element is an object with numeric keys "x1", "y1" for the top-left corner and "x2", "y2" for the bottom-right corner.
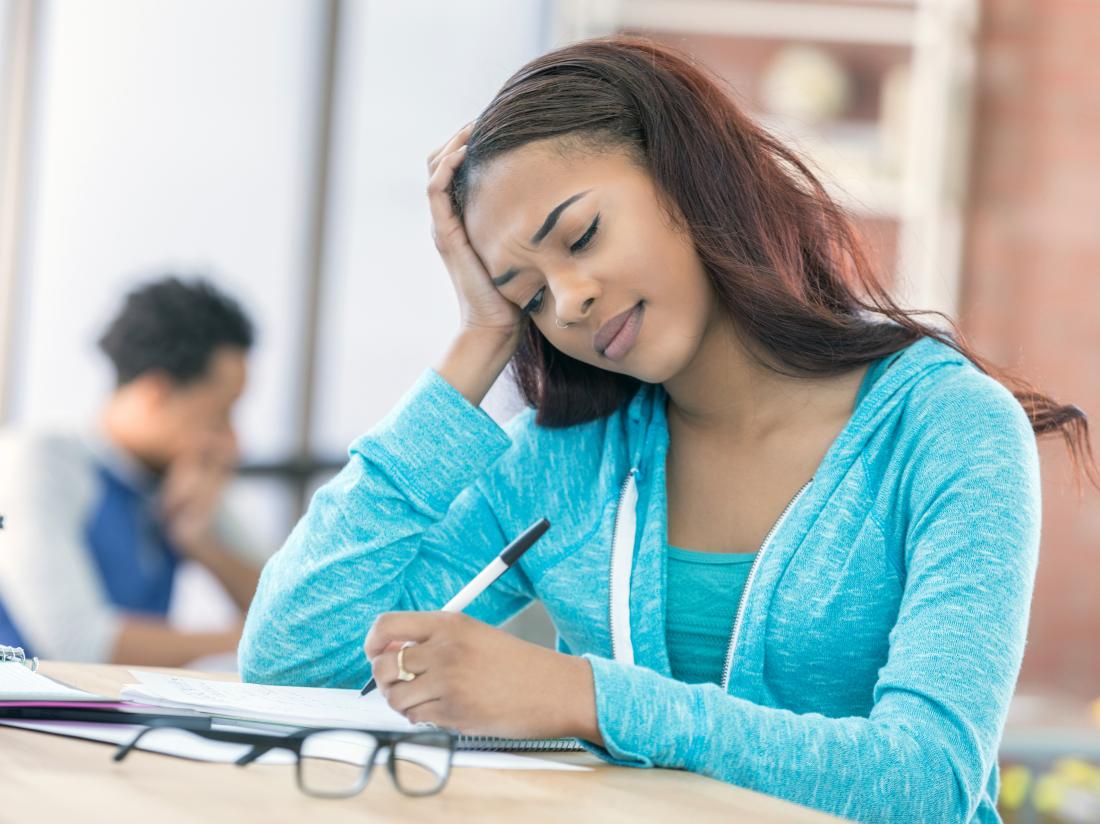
[
  {"x1": 428, "y1": 123, "x2": 522, "y2": 406},
  {"x1": 364, "y1": 611, "x2": 603, "y2": 745}
]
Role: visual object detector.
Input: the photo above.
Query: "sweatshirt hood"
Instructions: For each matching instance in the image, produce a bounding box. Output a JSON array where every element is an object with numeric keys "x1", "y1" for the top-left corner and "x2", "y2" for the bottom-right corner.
[{"x1": 609, "y1": 334, "x2": 972, "y2": 682}]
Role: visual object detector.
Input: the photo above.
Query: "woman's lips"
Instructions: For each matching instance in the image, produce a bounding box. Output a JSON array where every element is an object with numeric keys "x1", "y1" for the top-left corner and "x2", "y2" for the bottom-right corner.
[{"x1": 595, "y1": 302, "x2": 644, "y2": 361}]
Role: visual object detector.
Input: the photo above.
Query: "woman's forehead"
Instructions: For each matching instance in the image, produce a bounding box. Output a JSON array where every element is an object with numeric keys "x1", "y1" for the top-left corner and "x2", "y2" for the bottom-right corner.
[{"x1": 464, "y1": 144, "x2": 636, "y2": 243}]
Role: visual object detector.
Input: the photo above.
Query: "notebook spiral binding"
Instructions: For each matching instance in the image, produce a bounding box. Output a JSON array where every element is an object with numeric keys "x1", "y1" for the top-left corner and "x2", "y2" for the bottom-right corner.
[
  {"x1": 457, "y1": 735, "x2": 585, "y2": 752},
  {"x1": 0, "y1": 644, "x2": 39, "y2": 673}
]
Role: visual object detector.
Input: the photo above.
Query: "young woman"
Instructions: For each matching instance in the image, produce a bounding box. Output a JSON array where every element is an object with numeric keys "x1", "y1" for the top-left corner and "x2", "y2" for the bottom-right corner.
[{"x1": 240, "y1": 37, "x2": 1096, "y2": 822}]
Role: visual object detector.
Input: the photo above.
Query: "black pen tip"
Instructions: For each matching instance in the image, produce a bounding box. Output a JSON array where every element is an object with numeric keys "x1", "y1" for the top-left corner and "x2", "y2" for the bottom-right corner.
[{"x1": 499, "y1": 518, "x2": 551, "y2": 565}]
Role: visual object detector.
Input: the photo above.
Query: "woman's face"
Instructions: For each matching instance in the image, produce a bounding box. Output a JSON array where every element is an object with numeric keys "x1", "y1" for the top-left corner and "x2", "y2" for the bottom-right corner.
[{"x1": 462, "y1": 141, "x2": 717, "y2": 385}]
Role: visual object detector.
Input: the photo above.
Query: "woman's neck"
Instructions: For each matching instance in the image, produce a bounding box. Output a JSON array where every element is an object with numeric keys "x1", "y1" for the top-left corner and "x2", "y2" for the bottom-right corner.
[{"x1": 662, "y1": 318, "x2": 864, "y2": 443}]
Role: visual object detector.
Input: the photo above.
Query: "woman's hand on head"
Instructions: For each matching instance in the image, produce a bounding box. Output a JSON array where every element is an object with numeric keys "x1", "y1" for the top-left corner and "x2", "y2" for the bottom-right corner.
[{"x1": 427, "y1": 123, "x2": 522, "y2": 346}]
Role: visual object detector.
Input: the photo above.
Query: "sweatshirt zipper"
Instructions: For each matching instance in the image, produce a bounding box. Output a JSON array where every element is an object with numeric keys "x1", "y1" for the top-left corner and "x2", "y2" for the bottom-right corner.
[
  {"x1": 719, "y1": 478, "x2": 813, "y2": 690},
  {"x1": 608, "y1": 468, "x2": 638, "y2": 665}
]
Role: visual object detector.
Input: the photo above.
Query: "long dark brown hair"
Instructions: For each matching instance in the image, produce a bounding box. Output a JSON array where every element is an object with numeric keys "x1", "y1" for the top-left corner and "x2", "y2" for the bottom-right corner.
[{"x1": 450, "y1": 36, "x2": 1098, "y2": 491}]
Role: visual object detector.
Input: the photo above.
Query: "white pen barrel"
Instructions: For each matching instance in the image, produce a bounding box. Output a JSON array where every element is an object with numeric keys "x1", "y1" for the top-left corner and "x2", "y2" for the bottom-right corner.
[{"x1": 441, "y1": 557, "x2": 509, "y2": 613}]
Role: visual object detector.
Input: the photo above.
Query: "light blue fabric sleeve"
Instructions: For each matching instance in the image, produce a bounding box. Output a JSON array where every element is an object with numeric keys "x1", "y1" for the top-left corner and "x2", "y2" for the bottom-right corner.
[
  {"x1": 238, "y1": 369, "x2": 536, "y2": 688},
  {"x1": 578, "y1": 374, "x2": 1041, "y2": 824}
]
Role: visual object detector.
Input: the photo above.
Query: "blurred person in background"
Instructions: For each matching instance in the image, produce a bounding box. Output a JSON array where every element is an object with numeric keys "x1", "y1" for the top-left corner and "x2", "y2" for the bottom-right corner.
[{"x1": 0, "y1": 276, "x2": 261, "y2": 666}]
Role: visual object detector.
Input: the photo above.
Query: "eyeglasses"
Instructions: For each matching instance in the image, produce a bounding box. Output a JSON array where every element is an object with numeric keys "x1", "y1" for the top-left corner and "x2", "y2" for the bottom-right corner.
[{"x1": 112, "y1": 719, "x2": 457, "y2": 798}]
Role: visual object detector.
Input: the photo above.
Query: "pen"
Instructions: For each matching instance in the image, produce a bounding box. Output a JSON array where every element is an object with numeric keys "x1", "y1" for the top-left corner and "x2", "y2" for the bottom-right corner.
[{"x1": 360, "y1": 517, "x2": 550, "y2": 696}]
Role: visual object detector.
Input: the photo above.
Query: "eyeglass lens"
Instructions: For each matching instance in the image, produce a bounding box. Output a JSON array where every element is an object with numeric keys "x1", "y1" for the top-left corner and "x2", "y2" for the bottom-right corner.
[
  {"x1": 390, "y1": 731, "x2": 453, "y2": 796},
  {"x1": 297, "y1": 729, "x2": 379, "y2": 797},
  {"x1": 116, "y1": 725, "x2": 453, "y2": 798}
]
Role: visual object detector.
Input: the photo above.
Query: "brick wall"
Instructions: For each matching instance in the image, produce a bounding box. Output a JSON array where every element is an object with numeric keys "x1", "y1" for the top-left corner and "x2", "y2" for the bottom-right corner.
[{"x1": 962, "y1": 0, "x2": 1100, "y2": 696}]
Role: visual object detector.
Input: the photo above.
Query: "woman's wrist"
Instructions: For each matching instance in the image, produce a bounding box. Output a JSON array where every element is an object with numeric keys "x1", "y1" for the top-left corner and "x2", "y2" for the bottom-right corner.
[{"x1": 435, "y1": 327, "x2": 519, "y2": 407}]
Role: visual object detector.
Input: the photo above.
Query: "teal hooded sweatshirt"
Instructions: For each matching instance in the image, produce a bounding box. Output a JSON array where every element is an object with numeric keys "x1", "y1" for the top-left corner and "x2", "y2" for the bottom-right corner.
[{"x1": 239, "y1": 334, "x2": 1041, "y2": 823}]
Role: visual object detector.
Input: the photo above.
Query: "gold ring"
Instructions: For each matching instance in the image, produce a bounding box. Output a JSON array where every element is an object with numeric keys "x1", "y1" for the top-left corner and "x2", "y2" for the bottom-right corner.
[{"x1": 396, "y1": 645, "x2": 417, "y2": 682}]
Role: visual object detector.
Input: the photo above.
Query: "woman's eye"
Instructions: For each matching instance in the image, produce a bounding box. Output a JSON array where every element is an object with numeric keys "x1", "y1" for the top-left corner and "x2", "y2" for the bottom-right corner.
[
  {"x1": 522, "y1": 287, "x2": 546, "y2": 315},
  {"x1": 570, "y1": 215, "x2": 600, "y2": 254}
]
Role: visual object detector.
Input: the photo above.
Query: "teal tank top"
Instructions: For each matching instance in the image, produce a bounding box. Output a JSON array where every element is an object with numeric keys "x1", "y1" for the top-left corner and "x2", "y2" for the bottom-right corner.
[
  {"x1": 664, "y1": 353, "x2": 897, "y2": 685},
  {"x1": 665, "y1": 547, "x2": 756, "y2": 684}
]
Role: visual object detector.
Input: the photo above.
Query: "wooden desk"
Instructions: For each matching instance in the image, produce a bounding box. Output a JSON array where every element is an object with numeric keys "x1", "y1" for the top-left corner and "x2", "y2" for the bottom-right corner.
[{"x1": 0, "y1": 662, "x2": 845, "y2": 823}]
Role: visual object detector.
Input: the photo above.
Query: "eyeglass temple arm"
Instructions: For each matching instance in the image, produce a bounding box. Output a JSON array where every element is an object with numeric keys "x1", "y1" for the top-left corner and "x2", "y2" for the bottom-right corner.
[
  {"x1": 112, "y1": 730, "x2": 147, "y2": 762},
  {"x1": 235, "y1": 744, "x2": 278, "y2": 767}
]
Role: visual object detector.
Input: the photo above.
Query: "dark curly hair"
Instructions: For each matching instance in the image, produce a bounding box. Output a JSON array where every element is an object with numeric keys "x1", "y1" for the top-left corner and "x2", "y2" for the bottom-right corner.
[{"x1": 98, "y1": 276, "x2": 254, "y2": 386}]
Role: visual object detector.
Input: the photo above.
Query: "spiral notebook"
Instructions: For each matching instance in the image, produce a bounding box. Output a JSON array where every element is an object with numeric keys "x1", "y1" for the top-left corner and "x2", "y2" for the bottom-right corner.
[
  {"x1": 0, "y1": 645, "x2": 102, "y2": 701},
  {"x1": 1, "y1": 643, "x2": 38, "y2": 672},
  {"x1": 122, "y1": 670, "x2": 584, "y2": 752}
]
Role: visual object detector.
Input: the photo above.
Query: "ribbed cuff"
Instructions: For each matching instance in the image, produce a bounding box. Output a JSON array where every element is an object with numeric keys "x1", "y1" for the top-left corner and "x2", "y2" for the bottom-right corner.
[{"x1": 577, "y1": 653, "x2": 660, "y2": 767}]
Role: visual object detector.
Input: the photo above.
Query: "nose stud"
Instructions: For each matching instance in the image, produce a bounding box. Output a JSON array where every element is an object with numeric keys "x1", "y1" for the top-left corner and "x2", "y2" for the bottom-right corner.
[{"x1": 555, "y1": 318, "x2": 574, "y2": 329}]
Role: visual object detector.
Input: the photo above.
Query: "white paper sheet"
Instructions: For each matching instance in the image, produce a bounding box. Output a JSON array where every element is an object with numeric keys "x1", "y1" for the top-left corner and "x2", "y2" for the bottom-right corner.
[
  {"x1": 121, "y1": 669, "x2": 415, "y2": 731},
  {"x1": 0, "y1": 719, "x2": 591, "y2": 771},
  {"x1": 115, "y1": 671, "x2": 590, "y2": 769},
  {"x1": 0, "y1": 719, "x2": 293, "y2": 763},
  {"x1": 0, "y1": 663, "x2": 102, "y2": 701}
]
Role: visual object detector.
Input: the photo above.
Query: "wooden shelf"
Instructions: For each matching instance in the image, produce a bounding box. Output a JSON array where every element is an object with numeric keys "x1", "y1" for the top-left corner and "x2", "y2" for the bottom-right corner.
[{"x1": 618, "y1": 0, "x2": 918, "y2": 47}]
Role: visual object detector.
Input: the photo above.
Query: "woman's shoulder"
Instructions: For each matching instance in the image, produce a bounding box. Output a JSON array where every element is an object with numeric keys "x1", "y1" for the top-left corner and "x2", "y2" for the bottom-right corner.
[
  {"x1": 885, "y1": 351, "x2": 1040, "y2": 513},
  {"x1": 860, "y1": 340, "x2": 1039, "y2": 508},
  {"x1": 903, "y1": 351, "x2": 1034, "y2": 448},
  {"x1": 862, "y1": 343, "x2": 1042, "y2": 559}
]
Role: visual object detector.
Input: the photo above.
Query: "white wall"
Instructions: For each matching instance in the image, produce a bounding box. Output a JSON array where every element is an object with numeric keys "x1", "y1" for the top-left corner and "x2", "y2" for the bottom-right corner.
[
  {"x1": 0, "y1": 5, "x2": 11, "y2": 142},
  {"x1": 10, "y1": 0, "x2": 320, "y2": 469},
  {"x1": 311, "y1": 0, "x2": 544, "y2": 453}
]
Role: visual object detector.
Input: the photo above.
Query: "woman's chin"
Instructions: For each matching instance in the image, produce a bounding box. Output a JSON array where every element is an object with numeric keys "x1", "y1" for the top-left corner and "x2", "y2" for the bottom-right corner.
[
  {"x1": 616, "y1": 349, "x2": 691, "y2": 386},
  {"x1": 562, "y1": 339, "x2": 691, "y2": 385}
]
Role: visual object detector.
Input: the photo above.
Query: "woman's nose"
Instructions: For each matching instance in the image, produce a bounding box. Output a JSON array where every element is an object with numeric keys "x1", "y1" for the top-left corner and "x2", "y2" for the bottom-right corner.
[{"x1": 549, "y1": 267, "x2": 600, "y2": 326}]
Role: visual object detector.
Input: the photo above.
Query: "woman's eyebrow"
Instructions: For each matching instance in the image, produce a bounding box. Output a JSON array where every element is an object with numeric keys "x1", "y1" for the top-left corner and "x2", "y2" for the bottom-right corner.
[
  {"x1": 492, "y1": 189, "x2": 592, "y2": 287},
  {"x1": 530, "y1": 190, "x2": 590, "y2": 244}
]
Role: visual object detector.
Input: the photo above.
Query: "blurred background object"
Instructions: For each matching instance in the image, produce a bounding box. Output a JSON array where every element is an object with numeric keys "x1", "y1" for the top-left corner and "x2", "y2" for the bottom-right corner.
[{"x1": 0, "y1": 1, "x2": 1097, "y2": 806}]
